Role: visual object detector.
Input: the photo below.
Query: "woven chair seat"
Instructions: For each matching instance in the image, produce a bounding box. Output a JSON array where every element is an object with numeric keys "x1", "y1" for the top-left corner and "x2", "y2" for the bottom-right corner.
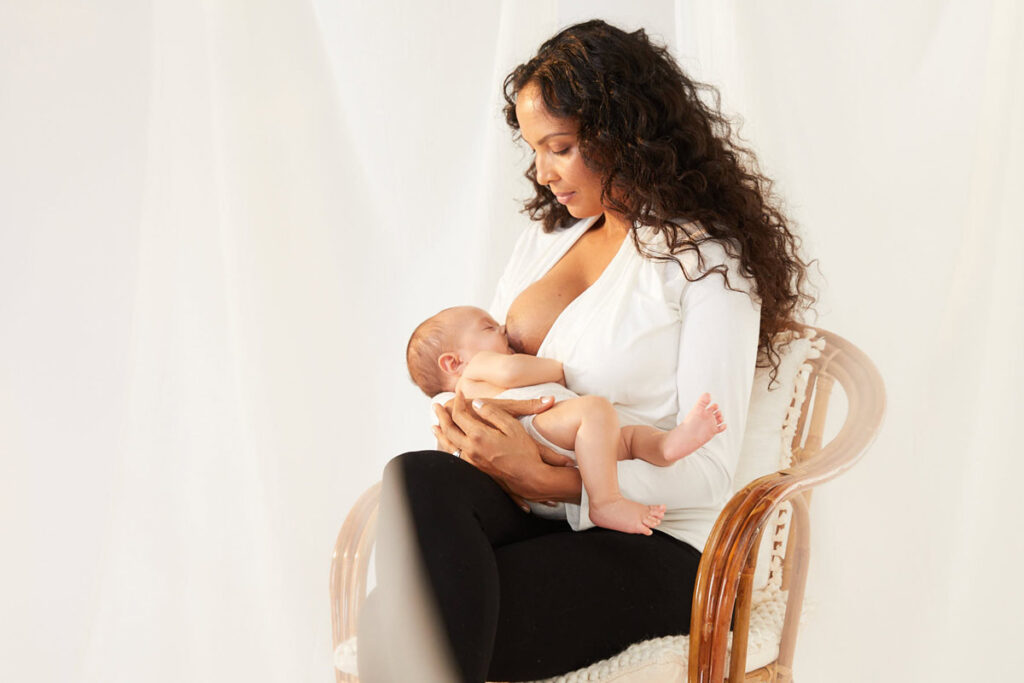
[
  {"x1": 514, "y1": 586, "x2": 789, "y2": 683},
  {"x1": 334, "y1": 586, "x2": 790, "y2": 682}
]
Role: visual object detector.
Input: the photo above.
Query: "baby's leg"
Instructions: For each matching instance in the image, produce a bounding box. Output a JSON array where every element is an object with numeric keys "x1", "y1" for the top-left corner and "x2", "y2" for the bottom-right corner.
[
  {"x1": 532, "y1": 396, "x2": 665, "y2": 535},
  {"x1": 622, "y1": 393, "x2": 726, "y2": 467}
]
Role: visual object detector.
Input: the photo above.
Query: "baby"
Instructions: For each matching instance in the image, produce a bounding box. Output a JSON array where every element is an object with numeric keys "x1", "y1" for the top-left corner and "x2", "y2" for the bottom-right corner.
[{"x1": 406, "y1": 305, "x2": 726, "y2": 536}]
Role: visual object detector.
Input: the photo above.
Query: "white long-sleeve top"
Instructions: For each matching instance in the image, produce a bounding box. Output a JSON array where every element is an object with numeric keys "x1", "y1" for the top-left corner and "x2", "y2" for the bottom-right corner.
[{"x1": 490, "y1": 216, "x2": 762, "y2": 551}]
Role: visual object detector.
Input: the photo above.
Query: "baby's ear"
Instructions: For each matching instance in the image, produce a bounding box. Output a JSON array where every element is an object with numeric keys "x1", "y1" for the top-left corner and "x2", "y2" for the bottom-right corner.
[{"x1": 438, "y1": 352, "x2": 463, "y2": 376}]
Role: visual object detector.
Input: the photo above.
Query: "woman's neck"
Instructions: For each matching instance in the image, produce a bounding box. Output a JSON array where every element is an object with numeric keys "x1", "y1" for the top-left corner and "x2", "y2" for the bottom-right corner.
[{"x1": 592, "y1": 211, "x2": 631, "y2": 241}]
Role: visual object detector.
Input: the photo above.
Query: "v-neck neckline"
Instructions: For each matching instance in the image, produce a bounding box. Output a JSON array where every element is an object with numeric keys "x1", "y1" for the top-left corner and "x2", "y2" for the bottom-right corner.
[{"x1": 532, "y1": 216, "x2": 632, "y2": 358}]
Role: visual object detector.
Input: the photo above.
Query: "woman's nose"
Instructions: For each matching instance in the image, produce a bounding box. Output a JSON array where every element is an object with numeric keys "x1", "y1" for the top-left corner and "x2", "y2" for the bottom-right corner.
[{"x1": 535, "y1": 154, "x2": 556, "y2": 185}]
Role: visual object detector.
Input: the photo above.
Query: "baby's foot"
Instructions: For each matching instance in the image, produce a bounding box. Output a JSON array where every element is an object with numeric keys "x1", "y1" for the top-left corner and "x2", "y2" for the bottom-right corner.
[
  {"x1": 662, "y1": 393, "x2": 726, "y2": 463},
  {"x1": 589, "y1": 496, "x2": 666, "y2": 536}
]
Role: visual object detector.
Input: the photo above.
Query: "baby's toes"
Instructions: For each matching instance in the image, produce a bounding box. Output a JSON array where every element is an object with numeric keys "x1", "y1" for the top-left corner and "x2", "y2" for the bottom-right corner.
[
  {"x1": 643, "y1": 514, "x2": 663, "y2": 528},
  {"x1": 649, "y1": 504, "x2": 666, "y2": 518},
  {"x1": 717, "y1": 422, "x2": 728, "y2": 433}
]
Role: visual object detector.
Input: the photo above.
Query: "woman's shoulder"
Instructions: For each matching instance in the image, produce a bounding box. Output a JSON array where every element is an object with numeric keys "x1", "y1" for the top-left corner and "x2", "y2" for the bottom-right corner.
[
  {"x1": 636, "y1": 220, "x2": 740, "y2": 271},
  {"x1": 636, "y1": 220, "x2": 756, "y2": 297}
]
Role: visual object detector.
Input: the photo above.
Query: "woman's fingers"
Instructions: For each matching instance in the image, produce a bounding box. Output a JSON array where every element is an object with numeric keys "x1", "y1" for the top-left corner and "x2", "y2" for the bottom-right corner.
[
  {"x1": 536, "y1": 442, "x2": 575, "y2": 468},
  {"x1": 469, "y1": 397, "x2": 555, "y2": 436},
  {"x1": 435, "y1": 410, "x2": 528, "y2": 513},
  {"x1": 450, "y1": 392, "x2": 500, "y2": 440},
  {"x1": 432, "y1": 401, "x2": 462, "y2": 437},
  {"x1": 432, "y1": 402, "x2": 466, "y2": 453},
  {"x1": 438, "y1": 393, "x2": 553, "y2": 506},
  {"x1": 509, "y1": 494, "x2": 531, "y2": 513},
  {"x1": 431, "y1": 426, "x2": 456, "y2": 454},
  {"x1": 473, "y1": 396, "x2": 555, "y2": 419}
]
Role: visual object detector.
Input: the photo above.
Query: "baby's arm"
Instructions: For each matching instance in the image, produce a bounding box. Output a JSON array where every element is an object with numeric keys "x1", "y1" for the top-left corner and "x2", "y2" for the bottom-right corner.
[{"x1": 462, "y1": 351, "x2": 564, "y2": 389}]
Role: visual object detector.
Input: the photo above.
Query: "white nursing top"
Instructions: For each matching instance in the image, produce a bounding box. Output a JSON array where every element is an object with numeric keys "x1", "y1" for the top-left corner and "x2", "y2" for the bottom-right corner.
[{"x1": 490, "y1": 216, "x2": 762, "y2": 551}]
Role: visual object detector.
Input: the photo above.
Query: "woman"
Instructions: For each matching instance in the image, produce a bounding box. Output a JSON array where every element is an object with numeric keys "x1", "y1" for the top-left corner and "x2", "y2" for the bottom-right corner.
[{"x1": 358, "y1": 19, "x2": 812, "y2": 682}]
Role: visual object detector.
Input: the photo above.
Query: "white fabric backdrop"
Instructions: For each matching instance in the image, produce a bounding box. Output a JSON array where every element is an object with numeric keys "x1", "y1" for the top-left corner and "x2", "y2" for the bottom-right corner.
[{"x1": 1, "y1": 1, "x2": 1021, "y2": 681}]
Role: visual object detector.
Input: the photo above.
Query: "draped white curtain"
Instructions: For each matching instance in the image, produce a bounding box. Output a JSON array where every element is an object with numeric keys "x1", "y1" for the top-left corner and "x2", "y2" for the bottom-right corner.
[{"x1": 1, "y1": 1, "x2": 1020, "y2": 681}]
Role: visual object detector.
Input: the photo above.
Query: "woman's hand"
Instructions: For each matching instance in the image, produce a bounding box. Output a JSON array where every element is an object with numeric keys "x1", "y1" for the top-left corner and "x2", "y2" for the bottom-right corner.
[{"x1": 432, "y1": 393, "x2": 579, "y2": 508}]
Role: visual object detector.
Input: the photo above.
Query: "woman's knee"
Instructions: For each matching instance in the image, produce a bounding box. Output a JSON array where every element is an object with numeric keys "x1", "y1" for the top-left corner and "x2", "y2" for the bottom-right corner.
[
  {"x1": 384, "y1": 450, "x2": 444, "y2": 485},
  {"x1": 384, "y1": 450, "x2": 489, "y2": 503}
]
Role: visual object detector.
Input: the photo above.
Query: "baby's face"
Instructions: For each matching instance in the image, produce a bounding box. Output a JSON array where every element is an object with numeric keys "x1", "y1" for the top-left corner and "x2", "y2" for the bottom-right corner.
[{"x1": 452, "y1": 307, "x2": 513, "y2": 358}]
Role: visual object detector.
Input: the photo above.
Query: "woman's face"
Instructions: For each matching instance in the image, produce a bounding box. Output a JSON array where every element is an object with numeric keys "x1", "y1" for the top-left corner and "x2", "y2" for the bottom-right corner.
[{"x1": 515, "y1": 82, "x2": 605, "y2": 218}]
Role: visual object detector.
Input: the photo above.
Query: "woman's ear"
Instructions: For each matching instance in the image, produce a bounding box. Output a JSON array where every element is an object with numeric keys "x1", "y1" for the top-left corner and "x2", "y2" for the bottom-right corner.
[{"x1": 438, "y1": 352, "x2": 463, "y2": 377}]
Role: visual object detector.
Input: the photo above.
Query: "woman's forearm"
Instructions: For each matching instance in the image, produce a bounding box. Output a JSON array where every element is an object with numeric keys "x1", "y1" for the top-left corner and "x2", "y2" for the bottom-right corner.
[{"x1": 517, "y1": 462, "x2": 582, "y2": 505}]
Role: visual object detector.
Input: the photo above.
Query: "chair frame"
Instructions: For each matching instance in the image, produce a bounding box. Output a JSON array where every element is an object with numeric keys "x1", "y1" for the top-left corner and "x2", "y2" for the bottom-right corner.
[{"x1": 330, "y1": 325, "x2": 886, "y2": 683}]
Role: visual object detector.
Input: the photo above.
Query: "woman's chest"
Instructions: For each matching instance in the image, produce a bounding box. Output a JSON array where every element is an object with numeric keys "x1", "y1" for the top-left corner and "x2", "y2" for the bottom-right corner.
[
  {"x1": 552, "y1": 273, "x2": 682, "y2": 425},
  {"x1": 516, "y1": 248, "x2": 686, "y2": 426},
  {"x1": 505, "y1": 229, "x2": 626, "y2": 356}
]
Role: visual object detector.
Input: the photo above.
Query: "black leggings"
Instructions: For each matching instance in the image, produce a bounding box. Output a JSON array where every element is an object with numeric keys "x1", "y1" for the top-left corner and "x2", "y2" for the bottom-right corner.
[{"x1": 358, "y1": 451, "x2": 702, "y2": 682}]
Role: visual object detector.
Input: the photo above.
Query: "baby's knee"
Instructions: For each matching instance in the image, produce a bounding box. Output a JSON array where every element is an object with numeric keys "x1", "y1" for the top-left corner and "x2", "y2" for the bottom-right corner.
[{"x1": 576, "y1": 394, "x2": 618, "y2": 421}]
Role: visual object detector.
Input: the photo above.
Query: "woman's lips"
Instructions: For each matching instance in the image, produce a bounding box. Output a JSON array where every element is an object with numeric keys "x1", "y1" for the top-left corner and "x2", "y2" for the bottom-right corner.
[{"x1": 553, "y1": 191, "x2": 575, "y2": 204}]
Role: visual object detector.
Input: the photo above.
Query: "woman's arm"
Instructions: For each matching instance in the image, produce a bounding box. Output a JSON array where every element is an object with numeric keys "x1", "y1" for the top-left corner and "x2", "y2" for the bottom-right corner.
[{"x1": 433, "y1": 393, "x2": 582, "y2": 504}]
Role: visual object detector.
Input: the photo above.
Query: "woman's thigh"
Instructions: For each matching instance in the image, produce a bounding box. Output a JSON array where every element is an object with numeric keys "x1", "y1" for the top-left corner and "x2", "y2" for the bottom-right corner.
[
  {"x1": 379, "y1": 450, "x2": 568, "y2": 572},
  {"x1": 488, "y1": 527, "x2": 701, "y2": 681},
  {"x1": 364, "y1": 451, "x2": 573, "y2": 682},
  {"x1": 365, "y1": 451, "x2": 700, "y2": 682}
]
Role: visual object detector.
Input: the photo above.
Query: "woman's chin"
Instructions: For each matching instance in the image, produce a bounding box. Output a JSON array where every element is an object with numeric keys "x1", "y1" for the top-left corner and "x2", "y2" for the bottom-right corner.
[{"x1": 565, "y1": 205, "x2": 602, "y2": 219}]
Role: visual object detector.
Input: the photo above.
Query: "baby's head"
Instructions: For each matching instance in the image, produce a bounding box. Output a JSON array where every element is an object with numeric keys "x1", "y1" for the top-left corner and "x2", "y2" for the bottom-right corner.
[{"x1": 406, "y1": 306, "x2": 512, "y2": 397}]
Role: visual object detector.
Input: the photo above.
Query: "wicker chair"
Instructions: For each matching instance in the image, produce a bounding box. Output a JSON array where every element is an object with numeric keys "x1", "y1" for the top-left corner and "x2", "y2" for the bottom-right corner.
[{"x1": 330, "y1": 325, "x2": 886, "y2": 683}]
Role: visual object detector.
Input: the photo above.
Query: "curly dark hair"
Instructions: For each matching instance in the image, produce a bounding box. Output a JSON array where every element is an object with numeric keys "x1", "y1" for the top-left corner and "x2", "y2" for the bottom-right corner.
[{"x1": 503, "y1": 19, "x2": 817, "y2": 385}]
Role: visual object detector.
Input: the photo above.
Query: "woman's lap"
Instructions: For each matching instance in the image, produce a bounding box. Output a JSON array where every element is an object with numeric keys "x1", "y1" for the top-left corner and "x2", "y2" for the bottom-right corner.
[
  {"x1": 490, "y1": 527, "x2": 700, "y2": 680},
  {"x1": 363, "y1": 450, "x2": 700, "y2": 682}
]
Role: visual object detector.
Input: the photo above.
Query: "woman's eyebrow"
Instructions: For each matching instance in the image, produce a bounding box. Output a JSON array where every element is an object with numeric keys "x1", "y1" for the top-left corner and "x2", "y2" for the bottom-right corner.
[
  {"x1": 536, "y1": 132, "x2": 573, "y2": 145},
  {"x1": 525, "y1": 131, "x2": 574, "y2": 148}
]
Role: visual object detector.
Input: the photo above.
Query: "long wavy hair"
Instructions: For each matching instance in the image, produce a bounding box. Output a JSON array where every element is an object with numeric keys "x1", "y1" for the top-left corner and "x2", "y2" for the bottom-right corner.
[{"x1": 503, "y1": 20, "x2": 817, "y2": 384}]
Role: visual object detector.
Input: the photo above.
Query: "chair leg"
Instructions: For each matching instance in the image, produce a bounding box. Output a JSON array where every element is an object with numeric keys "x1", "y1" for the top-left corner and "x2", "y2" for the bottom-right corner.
[
  {"x1": 775, "y1": 494, "x2": 810, "y2": 682},
  {"x1": 773, "y1": 662, "x2": 793, "y2": 683}
]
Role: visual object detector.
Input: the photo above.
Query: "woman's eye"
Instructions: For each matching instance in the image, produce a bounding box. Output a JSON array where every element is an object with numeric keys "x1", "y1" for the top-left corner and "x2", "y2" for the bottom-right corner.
[{"x1": 553, "y1": 147, "x2": 570, "y2": 156}]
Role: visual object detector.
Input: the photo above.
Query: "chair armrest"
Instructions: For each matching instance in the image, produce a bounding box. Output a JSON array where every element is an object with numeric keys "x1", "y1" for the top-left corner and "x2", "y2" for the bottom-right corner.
[
  {"x1": 330, "y1": 482, "x2": 381, "y2": 682},
  {"x1": 688, "y1": 329, "x2": 886, "y2": 683}
]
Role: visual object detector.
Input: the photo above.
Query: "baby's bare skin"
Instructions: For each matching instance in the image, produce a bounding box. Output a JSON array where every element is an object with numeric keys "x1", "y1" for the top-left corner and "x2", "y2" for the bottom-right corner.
[
  {"x1": 589, "y1": 496, "x2": 666, "y2": 536},
  {"x1": 422, "y1": 307, "x2": 726, "y2": 535},
  {"x1": 532, "y1": 392, "x2": 724, "y2": 535},
  {"x1": 630, "y1": 393, "x2": 726, "y2": 467},
  {"x1": 666, "y1": 393, "x2": 727, "y2": 460}
]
